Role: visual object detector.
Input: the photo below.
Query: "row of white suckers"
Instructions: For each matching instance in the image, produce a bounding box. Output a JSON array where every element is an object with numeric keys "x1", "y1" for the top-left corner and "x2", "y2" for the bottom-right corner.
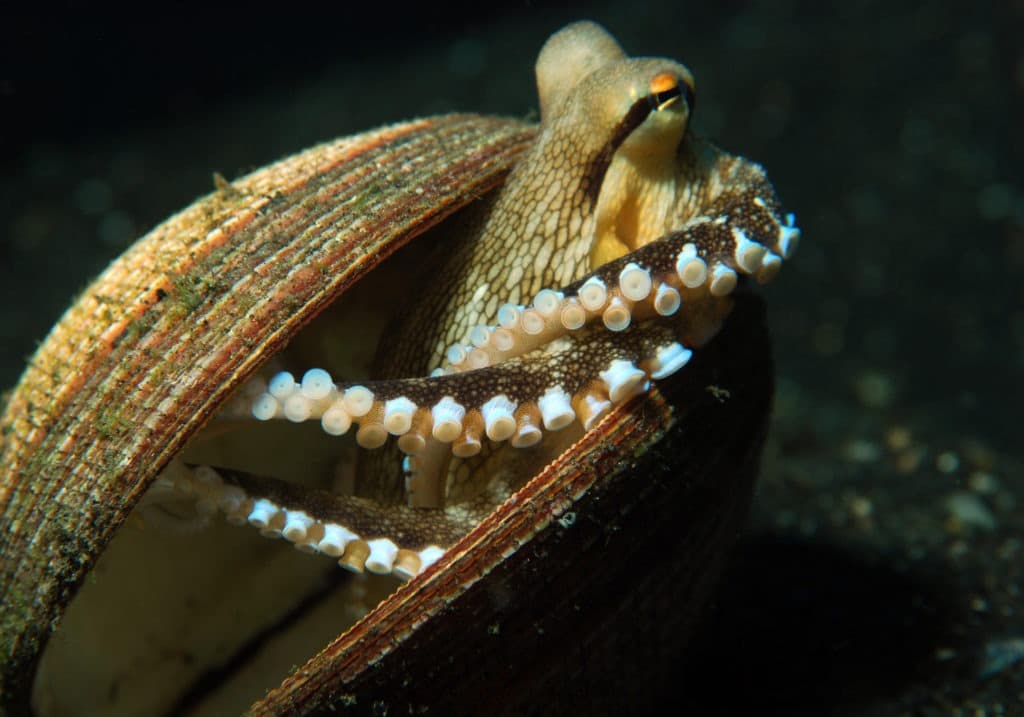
[
  {"x1": 441, "y1": 219, "x2": 799, "y2": 373},
  {"x1": 166, "y1": 464, "x2": 442, "y2": 580},
  {"x1": 236, "y1": 218, "x2": 799, "y2": 449},
  {"x1": 247, "y1": 340, "x2": 690, "y2": 456}
]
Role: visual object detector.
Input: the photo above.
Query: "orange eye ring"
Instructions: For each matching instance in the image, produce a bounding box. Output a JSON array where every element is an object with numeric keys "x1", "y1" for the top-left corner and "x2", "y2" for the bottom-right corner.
[
  {"x1": 650, "y1": 71, "x2": 679, "y2": 96},
  {"x1": 648, "y1": 71, "x2": 687, "y2": 111},
  {"x1": 648, "y1": 70, "x2": 695, "y2": 114}
]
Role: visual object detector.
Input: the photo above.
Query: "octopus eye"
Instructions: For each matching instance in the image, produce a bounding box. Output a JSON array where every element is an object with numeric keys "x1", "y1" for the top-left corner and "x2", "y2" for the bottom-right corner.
[
  {"x1": 648, "y1": 71, "x2": 682, "y2": 111},
  {"x1": 648, "y1": 71, "x2": 695, "y2": 114}
]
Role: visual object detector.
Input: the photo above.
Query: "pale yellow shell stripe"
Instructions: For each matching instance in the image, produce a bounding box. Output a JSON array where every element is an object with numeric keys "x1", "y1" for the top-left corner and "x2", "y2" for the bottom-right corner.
[{"x1": 0, "y1": 116, "x2": 534, "y2": 686}]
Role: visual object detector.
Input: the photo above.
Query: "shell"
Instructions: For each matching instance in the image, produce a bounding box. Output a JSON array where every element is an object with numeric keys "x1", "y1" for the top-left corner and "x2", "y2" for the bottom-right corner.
[
  {"x1": 0, "y1": 115, "x2": 533, "y2": 710},
  {"x1": 0, "y1": 97, "x2": 775, "y2": 716}
]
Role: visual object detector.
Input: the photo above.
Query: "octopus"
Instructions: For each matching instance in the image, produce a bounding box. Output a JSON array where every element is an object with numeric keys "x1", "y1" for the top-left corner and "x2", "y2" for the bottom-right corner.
[{"x1": 145, "y1": 20, "x2": 800, "y2": 581}]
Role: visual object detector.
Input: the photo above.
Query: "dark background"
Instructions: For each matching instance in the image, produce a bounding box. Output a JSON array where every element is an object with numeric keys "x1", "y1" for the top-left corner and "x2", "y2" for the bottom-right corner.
[{"x1": 2, "y1": 1, "x2": 1021, "y2": 714}]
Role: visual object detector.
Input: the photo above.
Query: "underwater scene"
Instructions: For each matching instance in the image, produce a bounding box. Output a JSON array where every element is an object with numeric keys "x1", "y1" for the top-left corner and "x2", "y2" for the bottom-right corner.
[{"x1": 1, "y1": 1, "x2": 1019, "y2": 715}]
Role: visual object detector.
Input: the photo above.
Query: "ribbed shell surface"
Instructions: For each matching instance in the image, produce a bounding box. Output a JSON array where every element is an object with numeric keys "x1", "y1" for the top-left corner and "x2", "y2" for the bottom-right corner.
[{"x1": 0, "y1": 114, "x2": 534, "y2": 704}]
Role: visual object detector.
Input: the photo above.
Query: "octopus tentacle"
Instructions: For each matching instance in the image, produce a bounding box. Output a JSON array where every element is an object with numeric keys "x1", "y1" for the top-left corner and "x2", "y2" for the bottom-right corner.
[
  {"x1": 156, "y1": 462, "x2": 470, "y2": 580},
  {"x1": 441, "y1": 173, "x2": 800, "y2": 374},
  {"x1": 238, "y1": 309, "x2": 715, "y2": 454}
]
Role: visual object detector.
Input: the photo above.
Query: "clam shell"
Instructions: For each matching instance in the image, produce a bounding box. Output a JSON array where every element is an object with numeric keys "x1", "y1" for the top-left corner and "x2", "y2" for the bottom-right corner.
[
  {"x1": 0, "y1": 112, "x2": 772, "y2": 714},
  {"x1": 0, "y1": 114, "x2": 532, "y2": 708}
]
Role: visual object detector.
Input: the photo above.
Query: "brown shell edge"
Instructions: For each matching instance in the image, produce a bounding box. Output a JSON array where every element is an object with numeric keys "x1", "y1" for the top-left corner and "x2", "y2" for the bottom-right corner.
[{"x1": 0, "y1": 114, "x2": 535, "y2": 711}]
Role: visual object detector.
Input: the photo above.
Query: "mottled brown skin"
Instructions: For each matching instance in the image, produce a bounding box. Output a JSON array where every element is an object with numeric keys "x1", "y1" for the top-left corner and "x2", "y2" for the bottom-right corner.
[
  {"x1": 420, "y1": 27, "x2": 697, "y2": 360},
  {"x1": 344, "y1": 22, "x2": 700, "y2": 517}
]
